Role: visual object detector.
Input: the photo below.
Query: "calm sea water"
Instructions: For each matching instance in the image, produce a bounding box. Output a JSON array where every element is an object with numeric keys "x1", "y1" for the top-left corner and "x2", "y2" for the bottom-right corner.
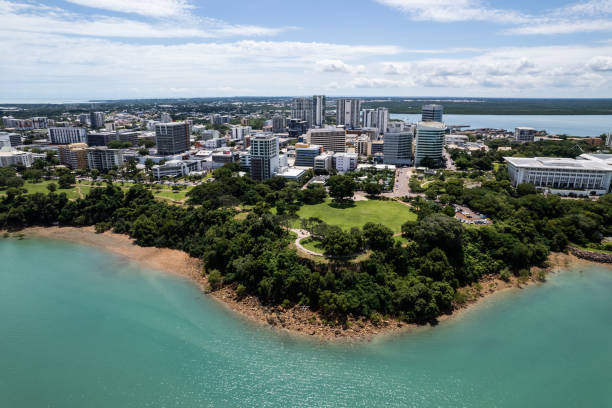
[
  {"x1": 391, "y1": 114, "x2": 612, "y2": 137},
  {"x1": 1, "y1": 238, "x2": 612, "y2": 407}
]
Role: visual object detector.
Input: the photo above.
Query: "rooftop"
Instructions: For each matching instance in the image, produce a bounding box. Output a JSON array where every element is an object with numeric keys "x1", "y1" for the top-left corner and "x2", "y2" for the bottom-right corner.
[
  {"x1": 417, "y1": 121, "x2": 446, "y2": 130},
  {"x1": 504, "y1": 156, "x2": 612, "y2": 171}
]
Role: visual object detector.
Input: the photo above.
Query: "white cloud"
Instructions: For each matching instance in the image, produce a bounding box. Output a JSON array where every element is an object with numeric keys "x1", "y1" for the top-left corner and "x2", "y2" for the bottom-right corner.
[
  {"x1": 64, "y1": 0, "x2": 194, "y2": 18},
  {"x1": 0, "y1": 0, "x2": 288, "y2": 38},
  {"x1": 375, "y1": 0, "x2": 530, "y2": 23},
  {"x1": 589, "y1": 56, "x2": 612, "y2": 71},
  {"x1": 316, "y1": 60, "x2": 366, "y2": 74}
]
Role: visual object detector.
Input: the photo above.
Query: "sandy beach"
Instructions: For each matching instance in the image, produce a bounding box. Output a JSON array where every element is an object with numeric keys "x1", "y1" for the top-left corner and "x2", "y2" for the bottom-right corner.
[{"x1": 5, "y1": 226, "x2": 607, "y2": 341}]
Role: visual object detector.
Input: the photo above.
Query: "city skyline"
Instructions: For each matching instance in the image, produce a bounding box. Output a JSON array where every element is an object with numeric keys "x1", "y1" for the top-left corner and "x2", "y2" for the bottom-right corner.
[{"x1": 2, "y1": 0, "x2": 612, "y2": 100}]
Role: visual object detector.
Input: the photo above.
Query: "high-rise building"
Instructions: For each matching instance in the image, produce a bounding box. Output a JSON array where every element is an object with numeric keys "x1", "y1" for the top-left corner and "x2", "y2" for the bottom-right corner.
[
  {"x1": 312, "y1": 95, "x2": 326, "y2": 127},
  {"x1": 362, "y1": 109, "x2": 377, "y2": 128},
  {"x1": 78, "y1": 114, "x2": 90, "y2": 126},
  {"x1": 415, "y1": 121, "x2": 446, "y2": 166},
  {"x1": 422, "y1": 105, "x2": 443, "y2": 122},
  {"x1": 295, "y1": 144, "x2": 323, "y2": 167},
  {"x1": 514, "y1": 127, "x2": 536, "y2": 143},
  {"x1": 272, "y1": 115, "x2": 287, "y2": 133},
  {"x1": 90, "y1": 112, "x2": 105, "y2": 129},
  {"x1": 58, "y1": 143, "x2": 88, "y2": 169},
  {"x1": 31, "y1": 117, "x2": 48, "y2": 129},
  {"x1": 287, "y1": 119, "x2": 309, "y2": 139},
  {"x1": 250, "y1": 134, "x2": 279, "y2": 181},
  {"x1": 356, "y1": 135, "x2": 371, "y2": 157},
  {"x1": 336, "y1": 99, "x2": 361, "y2": 129},
  {"x1": 231, "y1": 125, "x2": 251, "y2": 141},
  {"x1": 48, "y1": 127, "x2": 87, "y2": 144},
  {"x1": 87, "y1": 132, "x2": 114, "y2": 147},
  {"x1": 160, "y1": 113, "x2": 172, "y2": 123},
  {"x1": 308, "y1": 128, "x2": 346, "y2": 153},
  {"x1": 155, "y1": 122, "x2": 190, "y2": 155},
  {"x1": 383, "y1": 122, "x2": 413, "y2": 166},
  {"x1": 291, "y1": 97, "x2": 314, "y2": 128},
  {"x1": 376, "y1": 108, "x2": 389, "y2": 134},
  {"x1": 86, "y1": 147, "x2": 123, "y2": 171}
]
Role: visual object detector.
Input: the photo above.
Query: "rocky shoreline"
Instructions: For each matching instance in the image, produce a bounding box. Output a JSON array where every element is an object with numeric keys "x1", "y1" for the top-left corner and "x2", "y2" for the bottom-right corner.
[
  {"x1": 5, "y1": 226, "x2": 608, "y2": 341},
  {"x1": 568, "y1": 246, "x2": 612, "y2": 264}
]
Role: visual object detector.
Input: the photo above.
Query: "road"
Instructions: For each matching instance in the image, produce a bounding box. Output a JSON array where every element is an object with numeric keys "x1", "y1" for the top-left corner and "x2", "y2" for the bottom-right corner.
[{"x1": 383, "y1": 167, "x2": 423, "y2": 199}]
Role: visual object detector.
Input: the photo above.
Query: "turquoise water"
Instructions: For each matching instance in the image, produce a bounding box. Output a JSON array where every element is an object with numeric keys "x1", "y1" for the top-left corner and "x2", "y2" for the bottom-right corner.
[
  {"x1": 1, "y1": 238, "x2": 612, "y2": 407},
  {"x1": 391, "y1": 114, "x2": 612, "y2": 137}
]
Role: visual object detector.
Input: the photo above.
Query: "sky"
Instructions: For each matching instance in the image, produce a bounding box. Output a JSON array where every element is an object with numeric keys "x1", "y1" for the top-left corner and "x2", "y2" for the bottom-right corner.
[{"x1": 2, "y1": 0, "x2": 612, "y2": 101}]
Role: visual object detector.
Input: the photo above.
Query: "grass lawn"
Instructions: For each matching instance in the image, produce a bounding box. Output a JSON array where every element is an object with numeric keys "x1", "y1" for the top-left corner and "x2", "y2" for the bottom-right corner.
[
  {"x1": 294, "y1": 199, "x2": 417, "y2": 233},
  {"x1": 301, "y1": 237, "x2": 326, "y2": 253},
  {"x1": 17, "y1": 180, "x2": 84, "y2": 200}
]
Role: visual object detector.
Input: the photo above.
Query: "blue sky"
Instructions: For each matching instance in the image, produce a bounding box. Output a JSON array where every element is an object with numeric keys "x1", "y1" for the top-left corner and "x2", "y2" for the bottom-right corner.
[{"x1": 1, "y1": 0, "x2": 612, "y2": 100}]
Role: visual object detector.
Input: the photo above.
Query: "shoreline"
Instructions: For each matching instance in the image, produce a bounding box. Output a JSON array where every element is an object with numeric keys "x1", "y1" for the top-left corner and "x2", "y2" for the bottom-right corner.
[{"x1": 4, "y1": 226, "x2": 609, "y2": 342}]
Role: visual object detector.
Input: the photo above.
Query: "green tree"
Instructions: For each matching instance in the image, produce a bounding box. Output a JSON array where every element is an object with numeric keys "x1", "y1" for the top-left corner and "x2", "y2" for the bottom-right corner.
[
  {"x1": 327, "y1": 175, "x2": 356, "y2": 202},
  {"x1": 58, "y1": 173, "x2": 75, "y2": 189}
]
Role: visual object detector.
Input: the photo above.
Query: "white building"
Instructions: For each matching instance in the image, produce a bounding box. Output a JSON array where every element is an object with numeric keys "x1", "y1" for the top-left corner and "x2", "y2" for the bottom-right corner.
[
  {"x1": 152, "y1": 160, "x2": 201, "y2": 179},
  {"x1": 231, "y1": 125, "x2": 252, "y2": 141},
  {"x1": 334, "y1": 152, "x2": 358, "y2": 173},
  {"x1": 336, "y1": 99, "x2": 361, "y2": 129},
  {"x1": 415, "y1": 122, "x2": 446, "y2": 167},
  {"x1": 445, "y1": 135, "x2": 469, "y2": 147},
  {"x1": 376, "y1": 108, "x2": 389, "y2": 135},
  {"x1": 204, "y1": 138, "x2": 226, "y2": 149},
  {"x1": 48, "y1": 127, "x2": 87, "y2": 144},
  {"x1": 0, "y1": 147, "x2": 33, "y2": 168},
  {"x1": 362, "y1": 109, "x2": 377, "y2": 129},
  {"x1": 504, "y1": 155, "x2": 612, "y2": 196},
  {"x1": 250, "y1": 134, "x2": 279, "y2": 181},
  {"x1": 514, "y1": 127, "x2": 536, "y2": 143},
  {"x1": 314, "y1": 152, "x2": 333, "y2": 172},
  {"x1": 86, "y1": 147, "x2": 123, "y2": 171},
  {"x1": 160, "y1": 113, "x2": 172, "y2": 123}
]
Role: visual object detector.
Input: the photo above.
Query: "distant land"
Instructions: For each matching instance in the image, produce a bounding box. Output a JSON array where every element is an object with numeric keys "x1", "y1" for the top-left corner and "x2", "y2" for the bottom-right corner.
[{"x1": 2, "y1": 97, "x2": 612, "y2": 116}]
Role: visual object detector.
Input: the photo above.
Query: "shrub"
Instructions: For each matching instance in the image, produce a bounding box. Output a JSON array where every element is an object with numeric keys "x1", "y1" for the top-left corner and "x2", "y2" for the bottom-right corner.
[
  {"x1": 236, "y1": 284, "x2": 247, "y2": 298},
  {"x1": 207, "y1": 269, "x2": 223, "y2": 291}
]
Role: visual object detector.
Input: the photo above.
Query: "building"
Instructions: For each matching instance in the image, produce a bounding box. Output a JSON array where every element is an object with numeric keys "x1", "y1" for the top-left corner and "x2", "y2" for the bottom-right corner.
[
  {"x1": 204, "y1": 138, "x2": 227, "y2": 149},
  {"x1": 49, "y1": 127, "x2": 87, "y2": 144},
  {"x1": 2, "y1": 116, "x2": 33, "y2": 130},
  {"x1": 415, "y1": 121, "x2": 446, "y2": 166},
  {"x1": 314, "y1": 152, "x2": 333, "y2": 172},
  {"x1": 308, "y1": 128, "x2": 346, "y2": 153},
  {"x1": 160, "y1": 112, "x2": 172, "y2": 123},
  {"x1": 287, "y1": 119, "x2": 309, "y2": 139},
  {"x1": 0, "y1": 132, "x2": 21, "y2": 147},
  {"x1": 231, "y1": 125, "x2": 251, "y2": 141},
  {"x1": 422, "y1": 104, "x2": 443, "y2": 122},
  {"x1": 31, "y1": 117, "x2": 48, "y2": 129},
  {"x1": 58, "y1": 143, "x2": 88, "y2": 169},
  {"x1": 155, "y1": 122, "x2": 190, "y2": 155},
  {"x1": 334, "y1": 152, "x2": 358, "y2": 173},
  {"x1": 362, "y1": 109, "x2": 376, "y2": 129},
  {"x1": 376, "y1": 108, "x2": 389, "y2": 135},
  {"x1": 152, "y1": 160, "x2": 201, "y2": 179},
  {"x1": 295, "y1": 144, "x2": 323, "y2": 167},
  {"x1": 115, "y1": 131, "x2": 140, "y2": 146},
  {"x1": 504, "y1": 155, "x2": 612, "y2": 196},
  {"x1": 0, "y1": 147, "x2": 33, "y2": 168},
  {"x1": 312, "y1": 95, "x2": 326, "y2": 127},
  {"x1": 90, "y1": 112, "x2": 105, "y2": 129},
  {"x1": 272, "y1": 115, "x2": 287, "y2": 133},
  {"x1": 336, "y1": 98, "x2": 361, "y2": 129},
  {"x1": 87, "y1": 132, "x2": 114, "y2": 147},
  {"x1": 371, "y1": 140, "x2": 384, "y2": 154},
  {"x1": 383, "y1": 122, "x2": 413, "y2": 166},
  {"x1": 356, "y1": 136, "x2": 371, "y2": 157},
  {"x1": 445, "y1": 135, "x2": 469, "y2": 147},
  {"x1": 78, "y1": 114, "x2": 90, "y2": 126},
  {"x1": 605, "y1": 133, "x2": 612, "y2": 148},
  {"x1": 291, "y1": 97, "x2": 313, "y2": 128},
  {"x1": 250, "y1": 134, "x2": 279, "y2": 181},
  {"x1": 514, "y1": 127, "x2": 536, "y2": 143},
  {"x1": 86, "y1": 147, "x2": 123, "y2": 171}
]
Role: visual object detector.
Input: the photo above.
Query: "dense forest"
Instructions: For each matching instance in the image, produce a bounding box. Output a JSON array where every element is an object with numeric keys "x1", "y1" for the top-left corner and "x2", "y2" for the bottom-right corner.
[{"x1": 1, "y1": 163, "x2": 610, "y2": 325}]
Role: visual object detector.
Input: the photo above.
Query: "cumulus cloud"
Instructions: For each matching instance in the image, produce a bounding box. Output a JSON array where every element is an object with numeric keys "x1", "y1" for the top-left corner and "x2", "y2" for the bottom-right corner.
[
  {"x1": 316, "y1": 60, "x2": 366, "y2": 74},
  {"x1": 589, "y1": 56, "x2": 612, "y2": 71}
]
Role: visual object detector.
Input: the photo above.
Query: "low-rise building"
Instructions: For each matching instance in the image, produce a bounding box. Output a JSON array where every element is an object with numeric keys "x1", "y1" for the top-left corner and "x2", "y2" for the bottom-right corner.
[
  {"x1": 514, "y1": 127, "x2": 536, "y2": 143},
  {"x1": 152, "y1": 160, "x2": 201, "y2": 179},
  {"x1": 58, "y1": 143, "x2": 88, "y2": 169},
  {"x1": 504, "y1": 155, "x2": 612, "y2": 196},
  {"x1": 49, "y1": 127, "x2": 87, "y2": 144},
  {"x1": 445, "y1": 135, "x2": 469, "y2": 147},
  {"x1": 334, "y1": 152, "x2": 358, "y2": 173},
  {"x1": 0, "y1": 147, "x2": 33, "y2": 168},
  {"x1": 295, "y1": 144, "x2": 323, "y2": 167},
  {"x1": 86, "y1": 147, "x2": 123, "y2": 171},
  {"x1": 314, "y1": 152, "x2": 333, "y2": 172}
]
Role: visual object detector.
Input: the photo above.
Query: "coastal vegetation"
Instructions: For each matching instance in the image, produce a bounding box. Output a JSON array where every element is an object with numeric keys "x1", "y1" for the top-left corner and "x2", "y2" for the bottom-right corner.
[{"x1": 1, "y1": 162, "x2": 610, "y2": 327}]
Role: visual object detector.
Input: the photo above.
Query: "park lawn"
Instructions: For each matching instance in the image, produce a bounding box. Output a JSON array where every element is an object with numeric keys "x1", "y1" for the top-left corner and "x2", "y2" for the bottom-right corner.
[
  {"x1": 301, "y1": 237, "x2": 326, "y2": 254},
  {"x1": 294, "y1": 199, "x2": 416, "y2": 233},
  {"x1": 20, "y1": 180, "x2": 83, "y2": 200}
]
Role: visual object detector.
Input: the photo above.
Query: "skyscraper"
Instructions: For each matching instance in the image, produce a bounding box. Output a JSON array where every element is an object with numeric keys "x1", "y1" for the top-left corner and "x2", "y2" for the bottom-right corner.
[
  {"x1": 90, "y1": 112, "x2": 105, "y2": 129},
  {"x1": 291, "y1": 97, "x2": 314, "y2": 128},
  {"x1": 383, "y1": 122, "x2": 413, "y2": 166},
  {"x1": 336, "y1": 98, "x2": 361, "y2": 129},
  {"x1": 155, "y1": 122, "x2": 190, "y2": 155},
  {"x1": 376, "y1": 107, "x2": 389, "y2": 134},
  {"x1": 421, "y1": 105, "x2": 443, "y2": 122},
  {"x1": 362, "y1": 109, "x2": 377, "y2": 128},
  {"x1": 415, "y1": 121, "x2": 446, "y2": 167},
  {"x1": 312, "y1": 95, "x2": 326, "y2": 127},
  {"x1": 272, "y1": 115, "x2": 286, "y2": 133},
  {"x1": 250, "y1": 134, "x2": 279, "y2": 181}
]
